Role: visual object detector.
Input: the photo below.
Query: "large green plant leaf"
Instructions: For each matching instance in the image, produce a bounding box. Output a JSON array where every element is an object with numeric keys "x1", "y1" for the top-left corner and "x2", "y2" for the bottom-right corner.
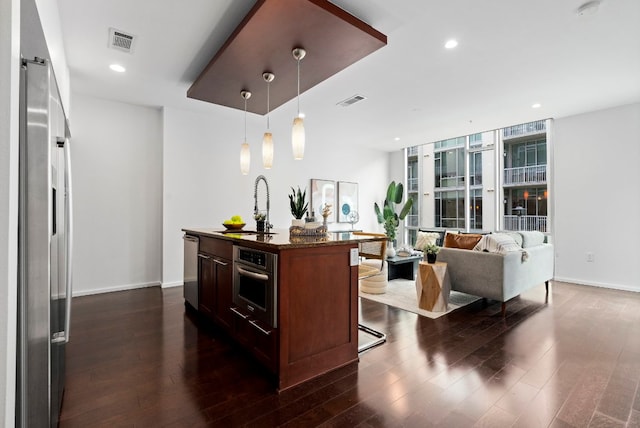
[
  {"x1": 398, "y1": 197, "x2": 413, "y2": 220},
  {"x1": 394, "y1": 183, "x2": 404, "y2": 204},
  {"x1": 374, "y1": 202, "x2": 384, "y2": 223},
  {"x1": 386, "y1": 181, "x2": 396, "y2": 205}
]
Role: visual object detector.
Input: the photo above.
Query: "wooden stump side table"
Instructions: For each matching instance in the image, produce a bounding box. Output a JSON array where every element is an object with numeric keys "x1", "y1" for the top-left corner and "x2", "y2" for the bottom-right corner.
[{"x1": 415, "y1": 261, "x2": 451, "y2": 312}]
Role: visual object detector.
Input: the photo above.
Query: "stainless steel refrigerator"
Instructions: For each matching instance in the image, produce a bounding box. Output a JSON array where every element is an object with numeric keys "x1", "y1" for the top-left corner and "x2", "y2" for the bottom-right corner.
[{"x1": 17, "y1": 1, "x2": 73, "y2": 425}]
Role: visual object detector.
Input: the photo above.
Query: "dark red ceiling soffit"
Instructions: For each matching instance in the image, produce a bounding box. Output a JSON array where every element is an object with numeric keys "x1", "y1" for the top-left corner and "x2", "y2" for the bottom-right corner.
[{"x1": 187, "y1": 0, "x2": 387, "y2": 115}]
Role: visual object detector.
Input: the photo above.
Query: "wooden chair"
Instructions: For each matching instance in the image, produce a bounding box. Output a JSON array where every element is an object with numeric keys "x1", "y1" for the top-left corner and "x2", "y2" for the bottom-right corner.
[{"x1": 352, "y1": 232, "x2": 387, "y2": 280}]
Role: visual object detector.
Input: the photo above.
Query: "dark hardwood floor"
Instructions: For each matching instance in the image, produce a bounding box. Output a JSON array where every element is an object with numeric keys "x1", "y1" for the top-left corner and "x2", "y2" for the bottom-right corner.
[{"x1": 59, "y1": 281, "x2": 640, "y2": 427}]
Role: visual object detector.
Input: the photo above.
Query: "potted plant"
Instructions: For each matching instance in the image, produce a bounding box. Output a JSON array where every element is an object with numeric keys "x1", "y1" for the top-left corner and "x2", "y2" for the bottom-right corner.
[
  {"x1": 288, "y1": 186, "x2": 308, "y2": 227},
  {"x1": 374, "y1": 181, "x2": 413, "y2": 257},
  {"x1": 423, "y1": 243, "x2": 440, "y2": 264}
]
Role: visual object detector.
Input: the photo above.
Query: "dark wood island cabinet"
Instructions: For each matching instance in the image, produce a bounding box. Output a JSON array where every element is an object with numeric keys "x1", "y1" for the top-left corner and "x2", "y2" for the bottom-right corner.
[{"x1": 182, "y1": 228, "x2": 380, "y2": 391}]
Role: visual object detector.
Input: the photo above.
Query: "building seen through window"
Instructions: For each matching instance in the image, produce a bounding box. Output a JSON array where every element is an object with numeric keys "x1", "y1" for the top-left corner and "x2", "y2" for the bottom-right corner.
[{"x1": 405, "y1": 119, "x2": 549, "y2": 246}]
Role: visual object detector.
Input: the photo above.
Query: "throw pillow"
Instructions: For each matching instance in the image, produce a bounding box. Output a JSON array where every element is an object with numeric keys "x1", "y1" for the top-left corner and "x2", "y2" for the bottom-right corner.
[
  {"x1": 518, "y1": 231, "x2": 545, "y2": 248},
  {"x1": 415, "y1": 231, "x2": 440, "y2": 250},
  {"x1": 474, "y1": 233, "x2": 521, "y2": 254},
  {"x1": 496, "y1": 231, "x2": 523, "y2": 247},
  {"x1": 443, "y1": 233, "x2": 482, "y2": 250}
]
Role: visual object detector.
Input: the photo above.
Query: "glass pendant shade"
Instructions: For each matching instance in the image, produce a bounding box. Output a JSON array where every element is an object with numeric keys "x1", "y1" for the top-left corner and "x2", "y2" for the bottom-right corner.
[
  {"x1": 261, "y1": 72, "x2": 275, "y2": 169},
  {"x1": 240, "y1": 141, "x2": 250, "y2": 175},
  {"x1": 239, "y1": 90, "x2": 251, "y2": 175},
  {"x1": 262, "y1": 132, "x2": 273, "y2": 169},
  {"x1": 291, "y1": 48, "x2": 306, "y2": 161},
  {"x1": 292, "y1": 117, "x2": 305, "y2": 160}
]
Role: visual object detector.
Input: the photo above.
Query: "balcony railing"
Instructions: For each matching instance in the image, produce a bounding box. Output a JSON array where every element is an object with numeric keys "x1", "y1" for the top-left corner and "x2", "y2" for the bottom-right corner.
[
  {"x1": 504, "y1": 165, "x2": 546, "y2": 185},
  {"x1": 503, "y1": 215, "x2": 547, "y2": 232},
  {"x1": 407, "y1": 177, "x2": 419, "y2": 192},
  {"x1": 503, "y1": 120, "x2": 546, "y2": 139}
]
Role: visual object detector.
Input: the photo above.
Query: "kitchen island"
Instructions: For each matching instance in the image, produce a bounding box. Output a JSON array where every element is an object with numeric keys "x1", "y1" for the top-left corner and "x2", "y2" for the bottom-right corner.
[{"x1": 181, "y1": 227, "x2": 380, "y2": 391}]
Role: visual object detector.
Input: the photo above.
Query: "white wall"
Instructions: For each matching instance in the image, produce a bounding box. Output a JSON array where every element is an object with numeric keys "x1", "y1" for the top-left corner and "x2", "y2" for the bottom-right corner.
[
  {"x1": 161, "y1": 105, "x2": 391, "y2": 287},
  {"x1": 69, "y1": 93, "x2": 163, "y2": 295},
  {"x1": 0, "y1": 0, "x2": 20, "y2": 423},
  {"x1": 553, "y1": 103, "x2": 640, "y2": 291}
]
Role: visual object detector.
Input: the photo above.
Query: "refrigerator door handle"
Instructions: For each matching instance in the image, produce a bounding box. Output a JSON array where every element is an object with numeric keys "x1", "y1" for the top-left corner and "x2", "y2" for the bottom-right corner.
[
  {"x1": 63, "y1": 136, "x2": 73, "y2": 344},
  {"x1": 52, "y1": 137, "x2": 73, "y2": 344}
]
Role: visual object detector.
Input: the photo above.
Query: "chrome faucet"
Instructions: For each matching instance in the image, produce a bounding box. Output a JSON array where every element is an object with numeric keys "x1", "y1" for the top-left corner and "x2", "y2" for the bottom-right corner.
[{"x1": 254, "y1": 175, "x2": 272, "y2": 232}]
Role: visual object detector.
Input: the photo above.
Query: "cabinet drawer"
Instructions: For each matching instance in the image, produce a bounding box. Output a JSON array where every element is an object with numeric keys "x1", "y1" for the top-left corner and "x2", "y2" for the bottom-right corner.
[{"x1": 200, "y1": 237, "x2": 233, "y2": 258}]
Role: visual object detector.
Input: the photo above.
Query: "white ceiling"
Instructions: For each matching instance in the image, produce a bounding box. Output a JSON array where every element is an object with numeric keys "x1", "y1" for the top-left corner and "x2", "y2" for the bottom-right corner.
[{"x1": 57, "y1": 0, "x2": 640, "y2": 151}]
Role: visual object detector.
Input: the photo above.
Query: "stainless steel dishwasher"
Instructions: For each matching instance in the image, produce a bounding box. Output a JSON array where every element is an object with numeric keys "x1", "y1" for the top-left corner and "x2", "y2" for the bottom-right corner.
[{"x1": 183, "y1": 234, "x2": 199, "y2": 309}]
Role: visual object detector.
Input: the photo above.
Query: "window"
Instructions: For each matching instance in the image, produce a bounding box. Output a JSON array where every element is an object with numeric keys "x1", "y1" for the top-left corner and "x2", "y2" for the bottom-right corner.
[
  {"x1": 435, "y1": 147, "x2": 465, "y2": 188},
  {"x1": 508, "y1": 138, "x2": 546, "y2": 168},
  {"x1": 435, "y1": 190, "x2": 464, "y2": 229},
  {"x1": 405, "y1": 120, "x2": 549, "y2": 243}
]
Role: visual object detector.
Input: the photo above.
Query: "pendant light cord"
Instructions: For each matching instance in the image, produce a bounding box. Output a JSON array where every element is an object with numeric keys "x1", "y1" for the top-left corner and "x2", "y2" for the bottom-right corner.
[
  {"x1": 267, "y1": 80, "x2": 271, "y2": 130},
  {"x1": 296, "y1": 58, "x2": 300, "y2": 116},
  {"x1": 244, "y1": 97, "x2": 247, "y2": 141}
]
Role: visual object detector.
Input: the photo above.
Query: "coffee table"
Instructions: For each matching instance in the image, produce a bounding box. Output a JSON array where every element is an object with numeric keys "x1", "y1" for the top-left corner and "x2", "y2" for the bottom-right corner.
[{"x1": 386, "y1": 254, "x2": 423, "y2": 280}]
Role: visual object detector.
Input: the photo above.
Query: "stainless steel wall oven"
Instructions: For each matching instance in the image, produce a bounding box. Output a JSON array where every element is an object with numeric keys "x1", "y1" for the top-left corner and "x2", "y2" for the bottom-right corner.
[{"x1": 233, "y1": 246, "x2": 278, "y2": 328}]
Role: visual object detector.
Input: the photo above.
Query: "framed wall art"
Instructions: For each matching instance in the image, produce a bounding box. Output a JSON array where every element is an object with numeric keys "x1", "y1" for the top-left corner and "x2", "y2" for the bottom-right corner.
[
  {"x1": 337, "y1": 181, "x2": 358, "y2": 223},
  {"x1": 310, "y1": 179, "x2": 335, "y2": 222}
]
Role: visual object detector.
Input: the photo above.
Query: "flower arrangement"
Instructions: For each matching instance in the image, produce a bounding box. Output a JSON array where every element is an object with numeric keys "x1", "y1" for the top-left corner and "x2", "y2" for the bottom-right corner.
[
  {"x1": 423, "y1": 243, "x2": 440, "y2": 263},
  {"x1": 423, "y1": 243, "x2": 440, "y2": 255}
]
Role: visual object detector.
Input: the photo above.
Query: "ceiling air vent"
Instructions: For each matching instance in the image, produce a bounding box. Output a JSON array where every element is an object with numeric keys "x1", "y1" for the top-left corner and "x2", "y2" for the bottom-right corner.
[
  {"x1": 108, "y1": 28, "x2": 136, "y2": 53},
  {"x1": 337, "y1": 94, "x2": 367, "y2": 107}
]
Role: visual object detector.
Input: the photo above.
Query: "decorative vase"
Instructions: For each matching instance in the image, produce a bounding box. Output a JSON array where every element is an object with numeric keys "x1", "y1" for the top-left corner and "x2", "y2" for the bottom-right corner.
[
  {"x1": 386, "y1": 241, "x2": 396, "y2": 258},
  {"x1": 256, "y1": 220, "x2": 265, "y2": 232},
  {"x1": 426, "y1": 253, "x2": 437, "y2": 264}
]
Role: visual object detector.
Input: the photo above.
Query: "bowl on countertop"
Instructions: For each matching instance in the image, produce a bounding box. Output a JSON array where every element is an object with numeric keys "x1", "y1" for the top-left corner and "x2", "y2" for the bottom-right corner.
[{"x1": 222, "y1": 223, "x2": 246, "y2": 230}]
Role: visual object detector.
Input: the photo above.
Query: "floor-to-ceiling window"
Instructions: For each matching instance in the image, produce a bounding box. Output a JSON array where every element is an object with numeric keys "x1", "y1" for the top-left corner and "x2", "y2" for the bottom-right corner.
[
  {"x1": 503, "y1": 123, "x2": 548, "y2": 231},
  {"x1": 432, "y1": 135, "x2": 486, "y2": 230},
  {"x1": 404, "y1": 120, "x2": 549, "y2": 245}
]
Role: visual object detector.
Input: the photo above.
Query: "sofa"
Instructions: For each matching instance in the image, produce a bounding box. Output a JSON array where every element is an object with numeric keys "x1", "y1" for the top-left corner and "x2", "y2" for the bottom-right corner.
[{"x1": 435, "y1": 231, "x2": 554, "y2": 316}]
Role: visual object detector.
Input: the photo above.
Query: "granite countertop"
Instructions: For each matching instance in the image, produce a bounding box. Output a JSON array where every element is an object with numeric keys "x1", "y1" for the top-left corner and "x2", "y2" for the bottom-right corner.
[{"x1": 182, "y1": 227, "x2": 381, "y2": 250}]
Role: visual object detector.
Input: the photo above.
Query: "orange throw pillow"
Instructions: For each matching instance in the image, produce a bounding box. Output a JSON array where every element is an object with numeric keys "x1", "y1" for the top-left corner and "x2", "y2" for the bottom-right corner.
[{"x1": 444, "y1": 233, "x2": 483, "y2": 250}]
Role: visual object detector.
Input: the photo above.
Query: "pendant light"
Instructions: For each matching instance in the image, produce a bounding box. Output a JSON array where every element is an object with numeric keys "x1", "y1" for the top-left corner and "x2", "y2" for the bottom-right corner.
[
  {"x1": 240, "y1": 90, "x2": 251, "y2": 175},
  {"x1": 262, "y1": 72, "x2": 275, "y2": 169},
  {"x1": 291, "y1": 47, "x2": 306, "y2": 160}
]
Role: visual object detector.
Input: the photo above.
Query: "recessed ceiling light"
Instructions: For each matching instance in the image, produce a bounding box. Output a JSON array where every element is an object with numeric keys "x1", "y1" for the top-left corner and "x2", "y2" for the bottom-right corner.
[
  {"x1": 532, "y1": 103, "x2": 541, "y2": 109},
  {"x1": 109, "y1": 64, "x2": 126, "y2": 73},
  {"x1": 444, "y1": 39, "x2": 458, "y2": 49},
  {"x1": 394, "y1": 137, "x2": 400, "y2": 141}
]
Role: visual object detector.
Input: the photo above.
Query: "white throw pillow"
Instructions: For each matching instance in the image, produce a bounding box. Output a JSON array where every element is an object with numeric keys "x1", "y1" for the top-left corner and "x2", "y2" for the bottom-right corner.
[
  {"x1": 473, "y1": 233, "x2": 521, "y2": 254},
  {"x1": 496, "y1": 231, "x2": 523, "y2": 247},
  {"x1": 415, "y1": 231, "x2": 440, "y2": 250}
]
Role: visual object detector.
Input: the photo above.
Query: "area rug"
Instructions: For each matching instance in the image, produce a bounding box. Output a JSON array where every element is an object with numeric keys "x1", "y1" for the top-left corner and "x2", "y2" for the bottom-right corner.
[{"x1": 359, "y1": 279, "x2": 480, "y2": 319}]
